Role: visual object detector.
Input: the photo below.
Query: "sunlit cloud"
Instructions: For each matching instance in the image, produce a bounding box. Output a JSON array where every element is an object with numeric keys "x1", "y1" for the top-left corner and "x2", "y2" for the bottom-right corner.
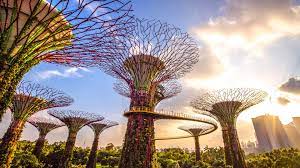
[
  {"x1": 34, "y1": 67, "x2": 92, "y2": 80},
  {"x1": 192, "y1": 0, "x2": 300, "y2": 57}
]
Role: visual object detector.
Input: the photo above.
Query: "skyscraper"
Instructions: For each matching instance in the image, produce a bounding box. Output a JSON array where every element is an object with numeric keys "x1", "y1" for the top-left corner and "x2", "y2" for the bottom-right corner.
[
  {"x1": 252, "y1": 115, "x2": 291, "y2": 152},
  {"x1": 283, "y1": 122, "x2": 300, "y2": 148}
]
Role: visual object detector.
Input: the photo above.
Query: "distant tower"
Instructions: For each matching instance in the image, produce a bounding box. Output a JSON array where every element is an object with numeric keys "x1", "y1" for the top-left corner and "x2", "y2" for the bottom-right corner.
[
  {"x1": 252, "y1": 115, "x2": 291, "y2": 152},
  {"x1": 283, "y1": 122, "x2": 300, "y2": 148}
]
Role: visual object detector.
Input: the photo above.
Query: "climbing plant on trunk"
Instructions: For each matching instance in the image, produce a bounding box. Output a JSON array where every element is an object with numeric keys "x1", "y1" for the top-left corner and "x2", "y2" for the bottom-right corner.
[
  {"x1": 191, "y1": 88, "x2": 268, "y2": 168},
  {"x1": 86, "y1": 120, "x2": 118, "y2": 168},
  {"x1": 98, "y1": 18, "x2": 200, "y2": 168},
  {"x1": 0, "y1": 0, "x2": 133, "y2": 120},
  {"x1": 27, "y1": 116, "x2": 65, "y2": 159},
  {"x1": 48, "y1": 109, "x2": 104, "y2": 168},
  {"x1": 0, "y1": 81, "x2": 73, "y2": 168}
]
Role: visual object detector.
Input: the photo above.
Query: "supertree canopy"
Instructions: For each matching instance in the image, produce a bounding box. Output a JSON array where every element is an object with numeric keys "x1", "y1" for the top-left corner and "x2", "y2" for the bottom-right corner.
[
  {"x1": 0, "y1": 0, "x2": 133, "y2": 120},
  {"x1": 114, "y1": 80, "x2": 182, "y2": 110},
  {"x1": 48, "y1": 109, "x2": 104, "y2": 168},
  {"x1": 99, "y1": 18, "x2": 200, "y2": 168},
  {"x1": 191, "y1": 88, "x2": 268, "y2": 168},
  {"x1": 86, "y1": 120, "x2": 118, "y2": 168},
  {"x1": 27, "y1": 116, "x2": 65, "y2": 159},
  {"x1": 178, "y1": 124, "x2": 216, "y2": 161},
  {"x1": 0, "y1": 81, "x2": 73, "y2": 168}
]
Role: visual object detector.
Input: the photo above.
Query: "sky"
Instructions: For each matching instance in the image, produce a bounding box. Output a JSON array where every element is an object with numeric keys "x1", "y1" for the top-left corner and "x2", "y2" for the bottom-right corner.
[{"x1": 2, "y1": 0, "x2": 300, "y2": 150}]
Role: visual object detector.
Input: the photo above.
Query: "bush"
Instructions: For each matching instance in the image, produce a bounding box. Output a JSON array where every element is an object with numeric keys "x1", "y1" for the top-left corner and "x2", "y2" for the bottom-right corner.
[{"x1": 11, "y1": 152, "x2": 43, "y2": 168}]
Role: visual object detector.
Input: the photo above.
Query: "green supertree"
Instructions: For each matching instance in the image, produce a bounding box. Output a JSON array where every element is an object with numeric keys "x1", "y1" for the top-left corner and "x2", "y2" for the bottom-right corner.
[
  {"x1": 0, "y1": 0, "x2": 133, "y2": 120},
  {"x1": 48, "y1": 109, "x2": 104, "y2": 168},
  {"x1": 191, "y1": 88, "x2": 268, "y2": 168},
  {"x1": 0, "y1": 81, "x2": 73, "y2": 168},
  {"x1": 86, "y1": 120, "x2": 118, "y2": 168},
  {"x1": 27, "y1": 116, "x2": 65, "y2": 159},
  {"x1": 99, "y1": 18, "x2": 200, "y2": 168}
]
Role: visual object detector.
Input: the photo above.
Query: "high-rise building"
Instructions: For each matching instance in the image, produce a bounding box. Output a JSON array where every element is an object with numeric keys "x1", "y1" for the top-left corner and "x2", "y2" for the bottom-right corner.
[
  {"x1": 252, "y1": 115, "x2": 291, "y2": 152},
  {"x1": 283, "y1": 122, "x2": 300, "y2": 148}
]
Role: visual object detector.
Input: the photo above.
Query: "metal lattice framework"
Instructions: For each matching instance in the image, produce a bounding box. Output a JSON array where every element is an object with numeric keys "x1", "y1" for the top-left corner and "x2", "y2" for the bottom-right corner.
[
  {"x1": 48, "y1": 109, "x2": 104, "y2": 132},
  {"x1": 191, "y1": 88, "x2": 268, "y2": 168},
  {"x1": 89, "y1": 119, "x2": 119, "y2": 134},
  {"x1": 179, "y1": 124, "x2": 216, "y2": 137},
  {"x1": 27, "y1": 116, "x2": 65, "y2": 158},
  {"x1": 114, "y1": 80, "x2": 182, "y2": 108},
  {"x1": 0, "y1": 0, "x2": 133, "y2": 66},
  {"x1": 191, "y1": 88, "x2": 268, "y2": 125},
  {"x1": 27, "y1": 116, "x2": 65, "y2": 135},
  {"x1": 47, "y1": 109, "x2": 104, "y2": 168},
  {"x1": 0, "y1": 0, "x2": 133, "y2": 122},
  {"x1": 12, "y1": 81, "x2": 74, "y2": 119},
  {"x1": 100, "y1": 18, "x2": 199, "y2": 111},
  {"x1": 99, "y1": 18, "x2": 200, "y2": 168},
  {"x1": 0, "y1": 81, "x2": 72, "y2": 167}
]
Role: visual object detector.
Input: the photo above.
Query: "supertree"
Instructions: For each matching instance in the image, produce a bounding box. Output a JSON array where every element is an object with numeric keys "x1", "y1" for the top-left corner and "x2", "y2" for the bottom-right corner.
[
  {"x1": 99, "y1": 18, "x2": 200, "y2": 168},
  {"x1": 191, "y1": 88, "x2": 268, "y2": 168},
  {"x1": 178, "y1": 124, "x2": 216, "y2": 161},
  {"x1": 0, "y1": 0, "x2": 133, "y2": 120},
  {"x1": 86, "y1": 120, "x2": 118, "y2": 168},
  {"x1": 0, "y1": 81, "x2": 73, "y2": 167},
  {"x1": 48, "y1": 109, "x2": 104, "y2": 168},
  {"x1": 27, "y1": 116, "x2": 65, "y2": 159}
]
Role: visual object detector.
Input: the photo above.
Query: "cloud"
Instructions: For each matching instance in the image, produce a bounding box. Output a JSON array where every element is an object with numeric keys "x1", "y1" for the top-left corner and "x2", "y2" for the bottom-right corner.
[
  {"x1": 35, "y1": 67, "x2": 92, "y2": 80},
  {"x1": 279, "y1": 77, "x2": 300, "y2": 95},
  {"x1": 192, "y1": 0, "x2": 300, "y2": 59},
  {"x1": 277, "y1": 96, "x2": 290, "y2": 106},
  {"x1": 185, "y1": 47, "x2": 224, "y2": 80}
]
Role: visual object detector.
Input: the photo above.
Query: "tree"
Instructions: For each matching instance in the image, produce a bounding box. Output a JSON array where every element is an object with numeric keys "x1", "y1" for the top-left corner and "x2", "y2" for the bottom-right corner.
[
  {"x1": 99, "y1": 18, "x2": 200, "y2": 168},
  {"x1": 27, "y1": 116, "x2": 65, "y2": 159},
  {"x1": 86, "y1": 120, "x2": 118, "y2": 168},
  {"x1": 0, "y1": 0, "x2": 133, "y2": 120},
  {"x1": 48, "y1": 109, "x2": 104, "y2": 168},
  {"x1": 0, "y1": 81, "x2": 73, "y2": 168},
  {"x1": 191, "y1": 88, "x2": 268, "y2": 168}
]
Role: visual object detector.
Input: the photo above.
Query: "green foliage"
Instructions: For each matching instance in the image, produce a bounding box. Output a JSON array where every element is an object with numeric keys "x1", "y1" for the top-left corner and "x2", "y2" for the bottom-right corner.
[
  {"x1": 246, "y1": 148, "x2": 300, "y2": 168},
  {"x1": 9, "y1": 140, "x2": 300, "y2": 168}
]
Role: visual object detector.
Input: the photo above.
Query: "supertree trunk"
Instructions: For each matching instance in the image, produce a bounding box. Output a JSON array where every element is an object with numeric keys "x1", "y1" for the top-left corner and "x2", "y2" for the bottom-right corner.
[
  {"x1": 0, "y1": 119, "x2": 26, "y2": 168},
  {"x1": 228, "y1": 125, "x2": 247, "y2": 168},
  {"x1": 0, "y1": 63, "x2": 28, "y2": 120},
  {"x1": 119, "y1": 114, "x2": 155, "y2": 168},
  {"x1": 222, "y1": 128, "x2": 233, "y2": 166},
  {"x1": 33, "y1": 132, "x2": 47, "y2": 159},
  {"x1": 86, "y1": 131, "x2": 101, "y2": 168},
  {"x1": 194, "y1": 136, "x2": 201, "y2": 161},
  {"x1": 59, "y1": 130, "x2": 78, "y2": 168}
]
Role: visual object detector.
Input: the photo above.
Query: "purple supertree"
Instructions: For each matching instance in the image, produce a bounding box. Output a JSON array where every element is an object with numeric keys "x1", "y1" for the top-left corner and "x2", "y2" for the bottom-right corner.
[
  {"x1": 0, "y1": 81, "x2": 73, "y2": 167},
  {"x1": 27, "y1": 116, "x2": 65, "y2": 159},
  {"x1": 0, "y1": 0, "x2": 133, "y2": 120},
  {"x1": 98, "y1": 18, "x2": 200, "y2": 168},
  {"x1": 48, "y1": 109, "x2": 104, "y2": 168},
  {"x1": 191, "y1": 88, "x2": 268, "y2": 168},
  {"x1": 86, "y1": 120, "x2": 118, "y2": 168}
]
